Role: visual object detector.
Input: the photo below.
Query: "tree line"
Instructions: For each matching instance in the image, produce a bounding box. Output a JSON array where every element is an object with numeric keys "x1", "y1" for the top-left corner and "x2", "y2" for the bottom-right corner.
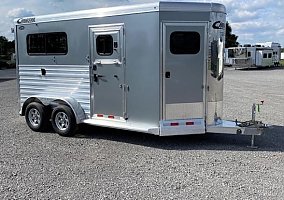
[
  {"x1": 0, "y1": 36, "x2": 15, "y2": 56},
  {"x1": 0, "y1": 36, "x2": 15, "y2": 68}
]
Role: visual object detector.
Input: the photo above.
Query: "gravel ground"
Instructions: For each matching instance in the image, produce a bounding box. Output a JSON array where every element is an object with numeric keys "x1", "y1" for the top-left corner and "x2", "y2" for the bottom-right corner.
[{"x1": 0, "y1": 68, "x2": 284, "y2": 199}]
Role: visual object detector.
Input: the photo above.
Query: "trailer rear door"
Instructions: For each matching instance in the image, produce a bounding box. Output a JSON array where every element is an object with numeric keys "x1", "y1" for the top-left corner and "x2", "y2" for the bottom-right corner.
[
  {"x1": 89, "y1": 24, "x2": 126, "y2": 120},
  {"x1": 162, "y1": 22, "x2": 207, "y2": 121}
]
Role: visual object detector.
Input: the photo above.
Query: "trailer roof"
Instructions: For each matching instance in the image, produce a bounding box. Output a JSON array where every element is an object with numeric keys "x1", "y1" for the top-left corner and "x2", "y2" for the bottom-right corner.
[
  {"x1": 226, "y1": 47, "x2": 274, "y2": 51},
  {"x1": 256, "y1": 42, "x2": 281, "y2": 48},
  {"x1": 15, "y1": 1, "x2": 226, "y2": 25}
]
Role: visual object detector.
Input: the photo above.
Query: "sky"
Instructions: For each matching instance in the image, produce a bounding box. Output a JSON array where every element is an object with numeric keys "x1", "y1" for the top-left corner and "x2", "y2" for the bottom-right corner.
[{"x1": 1, "y1": 0, "x2": 283, "y2": 46}]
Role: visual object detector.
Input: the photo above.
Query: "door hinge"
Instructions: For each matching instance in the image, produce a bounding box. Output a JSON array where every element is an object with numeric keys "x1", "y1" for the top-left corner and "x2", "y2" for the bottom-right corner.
[
  {"x1": 202, "y1": 85, "x2": 209, "y2": 91},
  {"x1": 120, "y1": 84, "x2": 129, "y2": 91},
  {"x1": 125, "y1": 84, "x2": 130, "y2": 91},
  {"x1": 123, "y1": 112, "x2": 128, "y2": 120}
]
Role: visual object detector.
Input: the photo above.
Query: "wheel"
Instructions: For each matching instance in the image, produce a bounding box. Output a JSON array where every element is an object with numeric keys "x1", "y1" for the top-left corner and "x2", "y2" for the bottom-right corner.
[
  {"x1": 25, "y1": 102, "x2": 48, "y2": 132},
  {"x1": 51, "y1": 105, "x2": 77, "y2": 137}
]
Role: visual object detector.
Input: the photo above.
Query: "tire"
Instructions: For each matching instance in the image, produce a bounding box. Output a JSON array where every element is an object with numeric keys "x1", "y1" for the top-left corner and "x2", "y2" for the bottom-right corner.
[
  {"x1": 51, "y1": 105, "x2": 77, "y2": 137},
  {"x1": 25, "y1": 102, "x2": 48, "y2": 132}
]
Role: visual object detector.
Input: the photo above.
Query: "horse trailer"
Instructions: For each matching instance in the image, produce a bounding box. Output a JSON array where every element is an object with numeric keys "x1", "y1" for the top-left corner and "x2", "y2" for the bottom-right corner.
[
  {"x1": 256, "y1": 42, "x2": 281, "y2": 66},
  {"x1": 225, "y1": 46, "x2": 274, "y2": 69},
  {"x1": 14, "y1": 1, "x2": 266, "y2": 145}
]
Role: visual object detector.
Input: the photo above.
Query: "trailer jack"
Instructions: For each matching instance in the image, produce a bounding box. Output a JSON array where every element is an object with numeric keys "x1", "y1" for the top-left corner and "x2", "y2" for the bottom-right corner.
[
  {"x1": 207, "y1": 101, "x2": 268, "y2": 148},
  {"x1": 237, "y1": 120, "x2": 267, "y2": 149},
  {"x1": 237, "y1": 101, "x2": 268, "y2": 148}
]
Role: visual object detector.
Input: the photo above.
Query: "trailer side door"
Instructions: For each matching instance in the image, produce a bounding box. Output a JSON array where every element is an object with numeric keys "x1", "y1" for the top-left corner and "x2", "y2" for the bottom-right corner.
[
  {"x1": 89, "y1": 24, "x2": 126, "y2": 120},
  {"x1": 162, "y1": 22, "x2": 207, "y2": 121}
]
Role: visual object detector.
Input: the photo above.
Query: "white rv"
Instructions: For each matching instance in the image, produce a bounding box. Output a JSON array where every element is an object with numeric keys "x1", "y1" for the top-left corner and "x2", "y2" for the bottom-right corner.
[
  {"x1": 225, "y1": 46, "x2": 274, "y2": 69},
  {"x1": 14, "y1": 1, "x2": 265, "y2": 145},
  {"x1": 256, "y1": 42, "x2": 281, "y2": 66}
]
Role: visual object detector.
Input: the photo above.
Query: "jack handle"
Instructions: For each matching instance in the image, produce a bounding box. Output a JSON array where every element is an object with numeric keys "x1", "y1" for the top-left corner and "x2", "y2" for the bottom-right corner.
[{"x1": 252, "y1": 100, "x2": 264, "y2": 123}]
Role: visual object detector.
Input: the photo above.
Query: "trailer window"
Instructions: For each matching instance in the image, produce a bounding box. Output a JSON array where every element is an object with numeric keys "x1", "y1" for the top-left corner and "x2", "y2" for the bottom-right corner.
[
  {"x1": 96, "y1": 35, "x2": 113, "y2": 56},
  {"x1": 228, "y1": 49, "x2": 235, "y2": 58},
  {"x1": 27, "y1": 32, "x2": 68, "y2": 55},
  {"x1": 247, "y1": 51, "x2": 251, "y2": 57},
  {"x1": 170, "y1": 32, "x2": 200, "y2": 54},
  {"x1": 268, "y1": 53, "x2": 272, "y2": 58},
  {"x1": 263, "y1": 53, "x2": 267, "y2": 58}
]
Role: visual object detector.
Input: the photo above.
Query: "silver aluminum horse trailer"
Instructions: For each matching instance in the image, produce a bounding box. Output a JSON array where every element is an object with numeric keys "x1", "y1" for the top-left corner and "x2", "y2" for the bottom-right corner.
[{"x1": 14, "y1": 1, "x2": 266, "y2": 145}]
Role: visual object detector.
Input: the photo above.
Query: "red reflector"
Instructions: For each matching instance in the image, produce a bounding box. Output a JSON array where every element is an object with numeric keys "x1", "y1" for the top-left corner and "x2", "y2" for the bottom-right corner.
[
  {"x1": 97, "y1": 114, "x2": 104, "y2": 117},
  {"x1": 186, "y1": 122, "x2": 194, "y2": 126},
  {"x1": 170, "y1": 122, "x2": 179, "y2": 126},
  {"x1": 108, "y1": 115, "x2": 115, "y2": 119}
]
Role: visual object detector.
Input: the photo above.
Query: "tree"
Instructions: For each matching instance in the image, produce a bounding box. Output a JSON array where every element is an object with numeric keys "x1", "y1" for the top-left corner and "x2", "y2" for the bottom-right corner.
[
  {"x1": 225, "y1": 22, "x2": 239, "y2": 48},
  {"x1": 0, "y1": 36, "x2": 9, "y2": 55},
  {"x1": 0, "y1": 36, "x2": 14, "y2": 56},
  {"x1": 7, "y1": 40, "x2": 15, "y2": 55}
]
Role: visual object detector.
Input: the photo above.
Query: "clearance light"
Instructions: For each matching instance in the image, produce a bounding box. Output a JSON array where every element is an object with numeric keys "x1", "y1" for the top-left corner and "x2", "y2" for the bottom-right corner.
[{"x1": 170, "y1": 122, "x2": 179, "y2": 126}]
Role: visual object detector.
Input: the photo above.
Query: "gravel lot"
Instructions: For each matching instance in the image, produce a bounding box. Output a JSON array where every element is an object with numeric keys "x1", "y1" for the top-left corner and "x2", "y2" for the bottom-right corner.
[{"x1": 0, "y1": 68, "x2": 284, "y2": 199}]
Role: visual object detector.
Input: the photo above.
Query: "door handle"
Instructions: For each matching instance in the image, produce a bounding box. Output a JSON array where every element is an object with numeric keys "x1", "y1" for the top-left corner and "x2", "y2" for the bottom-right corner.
[
  {"x1": 94, "y1": 74, "x2": 104, "y2": 82},
  {"x1": 41, "y1": 68, "x2": 46, "y2": 76}
]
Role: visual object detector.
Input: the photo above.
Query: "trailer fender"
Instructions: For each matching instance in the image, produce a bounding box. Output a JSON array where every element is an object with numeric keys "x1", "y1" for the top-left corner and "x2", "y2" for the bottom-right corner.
[
  {"x1": 51, "y1": 97, "x2": 86, "y2": 124},
  {"x1": 20, "y1": 97, "x2": 43, "y2": 116},
  {"x1": 21, "y1": 96, "x2": 86, "y2": 124}
]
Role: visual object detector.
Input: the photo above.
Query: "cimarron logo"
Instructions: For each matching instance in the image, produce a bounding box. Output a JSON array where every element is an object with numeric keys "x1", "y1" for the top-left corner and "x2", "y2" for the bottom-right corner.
[
  {"x1": 212, "y1": 21, "x2": 225, "y2": 29},
  {"x1": 17, "y1": 17, "x2": 36, "y2": 24}
]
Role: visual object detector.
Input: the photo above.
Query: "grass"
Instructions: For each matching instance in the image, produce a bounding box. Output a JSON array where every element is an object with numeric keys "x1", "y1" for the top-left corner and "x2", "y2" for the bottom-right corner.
[{"x1": 280, "y1": 59, "x2": 284, "y2": 67}]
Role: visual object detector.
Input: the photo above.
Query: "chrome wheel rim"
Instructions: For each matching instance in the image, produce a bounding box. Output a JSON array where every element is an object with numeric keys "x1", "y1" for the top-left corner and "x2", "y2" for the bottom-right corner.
[
  {"x1": 55, "y1": 112, "x2": 69, "y2": 131},
  {"x1": 28, "y1": 108, "x2": 41, "y2": 127}
]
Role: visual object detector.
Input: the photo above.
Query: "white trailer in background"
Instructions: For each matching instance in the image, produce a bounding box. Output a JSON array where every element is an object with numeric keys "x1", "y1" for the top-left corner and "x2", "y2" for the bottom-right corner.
[
  {"x1": 14, "y1": 1, "x2": 267, "y2": 147},
  {"x1": 256, "y1": 42, "x2": 281, "y2": 66},
  {"x1": 224, "y1": 48, "x2": 233, "y2": 67},
  {"x1": 225, "y1": 46, "x2": 274, "y2": 69}
]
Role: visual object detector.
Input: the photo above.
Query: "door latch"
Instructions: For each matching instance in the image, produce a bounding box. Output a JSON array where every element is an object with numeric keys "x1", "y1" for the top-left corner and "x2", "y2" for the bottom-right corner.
[
  {"x1": 165, "y1": 71, "x2": 171, "y2": 78},
  {"x1": 94, "y1": 74, "x2": 104, "y2": 82}
]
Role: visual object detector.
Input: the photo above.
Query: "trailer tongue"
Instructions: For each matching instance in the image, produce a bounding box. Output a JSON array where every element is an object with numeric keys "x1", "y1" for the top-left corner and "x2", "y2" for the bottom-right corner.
[{"x1": 207, "y1": 101, "x2": 268, "y2": 148}]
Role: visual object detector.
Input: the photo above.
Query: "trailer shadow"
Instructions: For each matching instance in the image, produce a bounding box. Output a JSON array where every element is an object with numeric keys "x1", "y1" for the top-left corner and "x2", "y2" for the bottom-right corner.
[
  {"x1": 75, "y1": 124, "x2": 284, "y2": 152},
  {"x1": 0, "y1": 78, "x2": 15, "y2": 83},
  {"x1": 237, "y1": 66, "x2": 284, "y2": 71}
]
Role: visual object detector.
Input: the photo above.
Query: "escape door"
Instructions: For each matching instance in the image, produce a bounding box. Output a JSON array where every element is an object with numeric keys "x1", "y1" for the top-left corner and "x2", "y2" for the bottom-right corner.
[
  {"x1": 163, "y1": 23, "x2": 207, "y2": 120},
  {"x1": 89, "y1": 24, "x2": 126, "y2": 119}
]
